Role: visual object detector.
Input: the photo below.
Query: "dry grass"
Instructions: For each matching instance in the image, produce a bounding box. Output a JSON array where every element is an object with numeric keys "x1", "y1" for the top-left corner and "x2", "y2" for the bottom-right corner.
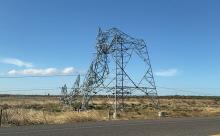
[
  {"x1": 0, "y1": 96, "x2": 220, "y2": 126},
  {"x1": 2, "y1": 108, "x2": 107, "y2": 126}
]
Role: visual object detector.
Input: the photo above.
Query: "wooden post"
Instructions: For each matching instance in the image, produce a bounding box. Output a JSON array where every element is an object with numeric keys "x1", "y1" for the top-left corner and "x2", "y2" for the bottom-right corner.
[
  {"x1": 42, "y1": 109, "x2": 48, "y2": 124},
  {"x1": 108, "y1": 109, "x2": 110, "y2": 120},
  {"x1": 0, "y1": 109, "x2": 3, "y2": 127}
]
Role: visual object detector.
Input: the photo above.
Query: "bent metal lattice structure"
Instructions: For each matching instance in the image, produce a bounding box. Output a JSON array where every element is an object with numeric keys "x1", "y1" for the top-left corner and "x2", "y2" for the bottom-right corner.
[{"x1": 62, "y1": 28, "x2": 159, "y2": 110}]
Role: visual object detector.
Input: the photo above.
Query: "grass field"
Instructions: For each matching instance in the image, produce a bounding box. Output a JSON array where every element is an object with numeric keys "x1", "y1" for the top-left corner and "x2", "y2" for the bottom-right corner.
[{"x1": 0, "y1": 95, "x2": 220, "y2": 126}]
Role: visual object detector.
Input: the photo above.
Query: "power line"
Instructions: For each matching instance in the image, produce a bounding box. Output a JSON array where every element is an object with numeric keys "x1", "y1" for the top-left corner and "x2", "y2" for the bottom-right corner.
[
  {"x1": 0, "y1": 85, "x2": 216, "y2": 96},
  {"x1": 0, "y1": 75, "x2": 218, "y2": 96},
  {"x1": 0, "y1": 74, "x2": 85, "y2": 79},
  {"x1": 0, "y1": 88, "x2": 58, "y2": 92},
  {"x1": 157, "y1": 86, "x2": 215, "y2": 96}
]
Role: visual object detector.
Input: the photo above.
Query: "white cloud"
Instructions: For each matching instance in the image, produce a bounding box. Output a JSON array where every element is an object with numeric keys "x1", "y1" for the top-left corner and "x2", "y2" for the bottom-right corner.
[
  {"x1": 155, "y1": 68, "x2": 179, "y2": 77},
  {"x1": 2, "y1": 58, "x2": 33, "y2": 68},
  {"x1": 61, "y1": 67, "x2": 75, "y2": 74},
  {"x1": 8, "y1": 69, "x2": 17, "y2": 75},
  {"x1": 7, "y1": 67, "x2": 76, "y2": 76},
  {"x1": 1, "y1": 58, "x2": 79, "y2": 76}
]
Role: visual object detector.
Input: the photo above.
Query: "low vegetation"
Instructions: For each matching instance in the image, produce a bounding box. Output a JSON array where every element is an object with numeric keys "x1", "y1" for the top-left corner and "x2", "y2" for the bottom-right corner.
[{"x1": 0, "y1": 95, "x2": 220, "y2": 127}]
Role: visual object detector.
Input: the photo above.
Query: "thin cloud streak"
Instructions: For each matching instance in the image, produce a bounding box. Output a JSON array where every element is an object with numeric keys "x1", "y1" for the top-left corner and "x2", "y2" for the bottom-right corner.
[
  {"x1": 7, "y1": 67, "x2": 77, "y2": 76},
  {"x1": 155, "y1": 68, "x2": 179, "y2": 77},
  {"x1": 1, "y1": 58, "x2": 33, "y2": 68}
]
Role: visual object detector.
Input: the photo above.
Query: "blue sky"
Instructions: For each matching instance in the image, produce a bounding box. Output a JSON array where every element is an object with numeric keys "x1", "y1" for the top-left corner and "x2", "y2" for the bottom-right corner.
[{"x1": 0, "y1": 0, "x2": 220, "y2": 95}]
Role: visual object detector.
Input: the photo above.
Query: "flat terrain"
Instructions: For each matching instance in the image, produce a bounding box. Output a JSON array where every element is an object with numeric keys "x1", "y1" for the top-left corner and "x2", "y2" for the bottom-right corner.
[
  {"x1": 0, "y1": 117, "x2": 220, "y2": 136},
  {"x1": 0, "y1": 95, "x2": 220, "y2": 126}
]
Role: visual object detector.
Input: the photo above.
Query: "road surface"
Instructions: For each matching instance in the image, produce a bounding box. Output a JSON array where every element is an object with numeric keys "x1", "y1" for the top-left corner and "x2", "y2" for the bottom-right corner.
[{"x1": 0, "y1": 117, "x2": 220, "y2": 136}]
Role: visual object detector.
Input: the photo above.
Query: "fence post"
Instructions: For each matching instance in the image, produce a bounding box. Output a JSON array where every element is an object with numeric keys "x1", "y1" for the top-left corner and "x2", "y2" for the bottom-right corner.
[
  {"x1": 42, "y1": 109, "x2": 48, "y2": 124},
  {"x1": 0, "y1": 109, "x2": 3, "y2": 127},
  {"x1": 107, "y1": 109, "x2": 110, "y2": 120}
]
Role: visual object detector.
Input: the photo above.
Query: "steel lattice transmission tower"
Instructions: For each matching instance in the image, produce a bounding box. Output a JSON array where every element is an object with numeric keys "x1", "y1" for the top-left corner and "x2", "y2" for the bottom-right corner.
[{"x1": 65, "y1": 28, "x2": 159, "y2": 111}]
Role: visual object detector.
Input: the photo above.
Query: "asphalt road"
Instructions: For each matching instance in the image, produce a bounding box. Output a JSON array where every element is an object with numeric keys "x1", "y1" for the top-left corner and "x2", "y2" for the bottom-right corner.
[{"x1": 0, "y1": 117, "x2": 220, "y2": 136}]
